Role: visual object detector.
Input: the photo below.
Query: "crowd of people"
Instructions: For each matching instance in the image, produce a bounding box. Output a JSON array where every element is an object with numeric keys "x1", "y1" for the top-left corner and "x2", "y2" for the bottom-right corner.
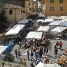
[
  {"x1": 27, "y1": 47, "x2": 49, "y2": 67},
  {"x1": 13, "y1": 39, "x2": 67, "y2": 67}
]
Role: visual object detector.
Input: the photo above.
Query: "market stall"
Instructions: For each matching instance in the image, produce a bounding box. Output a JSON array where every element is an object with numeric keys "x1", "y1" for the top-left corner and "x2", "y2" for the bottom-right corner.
[
  {"x1": 51, "y1": 27, "x2": 67, "y2": 33},
  {"x1": 18, "y1": 19, "x2": 32, "y2": 27},
  {"x1": 5, "y1": 24, "x2": 25, "y2": 36},
  {"x1": 49, "y1": 20, "x2": 62, "y2": 26},
  {"x1": 59, "y1": 16, "x2": 67, "y2": 20},
  {"x1": 60, "y1": 20, "x2": 67, "y2": 27},
  {"x1": 35, "y1": 62, "x2": 61, "y2": 67},
  {"x1": 26, "y1": 31, "x2": 43, "y2": 39},
  {"x1": 45, "y1": 19, "x2": 54, "y2": 23},
  {"x1": 58, "y1": 55, "x2": 67, "y2": 66},
  {"x1": 51, "y1": 27, "x2": 67, "y2": 39},
  {"x1": 37, "y1": 26, "x2": 50, "y2": 32},
  {"x1": 5, "y1": 24, "x2": 25, "y2": 44},
  {"x1": 36, "y1": 19, "x2": 54, "y2": 25},
  {"x1": 0, "y1": 45, "x2": 7, "y2": 54},
  {"x1": 25, "y1": 31, "x2": 43, "y2": 47},
  {"x1": 36, "y1": 19, "x2": 45, "y2": 23},
  {"x1": 37, "y1": 13, "x2": 45, "y2": 19}
]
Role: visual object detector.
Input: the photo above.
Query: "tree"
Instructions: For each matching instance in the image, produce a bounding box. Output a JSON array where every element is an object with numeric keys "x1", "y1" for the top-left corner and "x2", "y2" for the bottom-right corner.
[{"x1": 0, "y1": 8, "x2": 9, "y2": 32}]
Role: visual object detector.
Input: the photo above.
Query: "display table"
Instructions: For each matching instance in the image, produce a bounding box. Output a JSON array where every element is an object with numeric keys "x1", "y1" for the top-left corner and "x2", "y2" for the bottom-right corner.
[{"x1": 58, "y1": 55, "x2": 67, "y2": 65}]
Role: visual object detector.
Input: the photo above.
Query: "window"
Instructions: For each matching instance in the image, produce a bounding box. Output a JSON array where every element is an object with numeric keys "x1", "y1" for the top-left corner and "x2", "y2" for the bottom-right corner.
[
  {"x1": 9, "y1": 9, "x2": 12, "y2": 14},
  {"x1": 22, "y1": 4, "x2": 25, "y2": 7},
  {"x1": 59, "y1": 0, "x2": 63, "y2": 3},
  {"x1": 29, "y1": 2, "x2": 31, "y2": 6},
  {"x1": 29, "y1": 8, "x2": 31, "y2": 11},
  {"x1": 50, "y1": 0, "x2": 54, "y2": 3},
  {"x1": 50, "y1": 7, "x2": 54, "y2": 11},
  {"x1": 60, "y1": 7, "x2": 63, "y2": 11}
]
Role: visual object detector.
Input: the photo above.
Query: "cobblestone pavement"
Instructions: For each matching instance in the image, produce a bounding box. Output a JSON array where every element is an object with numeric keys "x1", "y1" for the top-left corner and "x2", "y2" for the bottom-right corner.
[{"x1": 11, "y1": 39, "x2": 67, "y2": 67}]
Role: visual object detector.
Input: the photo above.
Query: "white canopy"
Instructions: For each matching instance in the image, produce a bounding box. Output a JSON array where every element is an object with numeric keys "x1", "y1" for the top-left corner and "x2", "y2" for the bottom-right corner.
[
  {"x1": 5, "y1": 24, "x2": 25, "y2": 35},
  {"x1": 18, "y1": 19, "x2": 30, "y2": 24},
  {"x1": 26, "y1": 31, "x2": 42, "y2": 39},
  {"x1": 36, "y1": 19, "x2": 45, "y2": 23},
  {"x1": 36, "y1": 19, "x2": 54, "y2": 23},
  {"x1": 37, "y1": 26, "x2": 50, "y2": 32},
  {"x1": 45, "y1": 19, "x2": 54, "y2": 23},
  {"x1": 38, "y1": 13, "x2": 45, "y2": 17},
  {"x1": 35, "y1": 62, "x2": 44, "y2": 67},
  {"x1": 0, "y1": 45, "x2": 7, "y2": 54},
  {"x1": 60, "y1": 20, "x2": 67, "y2": 26},
  {"x1": 35, "y1": 62, "x2": 61, "y2": 67},
  {"x1": 49, "y1": 20, "x2": 62, "y2": 26},
  {"x1": 47, "y1": 16, "x2": 67, "y2": 20},
  {"x1": 63, "y1": 18, "x2": 67, "y2": 21},
  {"x1": 59, "y1": 16, "x2": 67, "y2": 19},
  {"x1": 51, "y1": 27, "x2": 67, "y2": 33},
  {"x1": 44, "y1": 63, "x2": 61, "y2": 67},
  {"x1": 47, "y1": 16, "x2": 59, "y2": 20}
]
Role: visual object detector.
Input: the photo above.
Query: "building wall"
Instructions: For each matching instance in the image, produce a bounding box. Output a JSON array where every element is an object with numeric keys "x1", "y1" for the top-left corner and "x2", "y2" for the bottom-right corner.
[
  {"x1": 25, "y1": 0, "x2": 33, "y2": 16},
  {"x1": 44, "y1": 0, "x2": 67, "y2": 16},
  {"x1": 1, "y1": 3, "x2": 26, "y2": 23},
  {"x1": 4, "y1": 0, "x2": 33, "y2": 23},
  {"x1": 0, "y1": 0, "x2": 38, "y2": 23}
]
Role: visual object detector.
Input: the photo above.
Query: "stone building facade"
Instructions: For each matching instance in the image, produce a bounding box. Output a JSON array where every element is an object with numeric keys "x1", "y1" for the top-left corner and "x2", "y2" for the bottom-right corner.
[
  {"x1": 0, "y1": 0, "x2": 38, "y2": 23},
  {"x1": 44, "y1": 0, "x2": 67, "y2": 16}
]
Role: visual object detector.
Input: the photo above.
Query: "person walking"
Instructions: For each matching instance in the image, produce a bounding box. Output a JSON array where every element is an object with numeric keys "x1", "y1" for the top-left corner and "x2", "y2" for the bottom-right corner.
[
  {"x1": 39, "y1": 47, "x2": 43, "y2": 58},
  {"x1": 56, "y1": 41, "x2": 59, "y2": 46},
  {"x1": 54, "y1": 45, "x2": 58, "y2": 58},
  {"x1": 19, "y1": 42, "x2": 22, "y2": 48},
  {"x1": 43, "y1": 55, "x2": 49, "y2": 63},
  {"x1": 45, "y1": 48, "x2": 48, "y2": 55},
  {"x1": 23, "y1": 59, "x2": 27, "y2": 67},
  {"x1": 27, "y1": 49, "x2": 30, "y2": 60},
  {"x1": 59, "y1": 41, "x2": 63, "y2": 49},
  {"x1": 17, "y1": 49, "x2": 21, "y2": 59},
  {"x1": 44, "y1": 47, "x2": 46, "y2": 54},
  {"x1": 14, "y1": 49, "x2": 17, "y2": 58},
  {"x1": 30, "y1": 50, "x2": 34, "y2": 61},
  {"x1": 30, "y1": 61, "x2": 34, "y2": 67}
]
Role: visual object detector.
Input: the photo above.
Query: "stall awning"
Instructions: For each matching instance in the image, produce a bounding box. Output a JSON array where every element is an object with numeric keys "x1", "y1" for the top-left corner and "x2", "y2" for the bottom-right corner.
[
  {"x1": 37, "y1": 26, "x2": 50, "y2": 32},
  {"x1": 51, "y1": 27, "x2": 67, "y2": 33},
  {"x1": 47, "y1": 16, "x2": 60, "y2": 20},
  {"x1": 59, "y1": 16, "x2": 67, "y2": 20},
  {"x1": 0, "y1": 45, "x2": 7, "y2": 54},
  {"x1": 36, "y1": 19, "x2": 54, "y2": 23},
  {"x1": 60, "y1": 20, "x2": 67, "y2": 26},
  {"x1": 36, "y1": 19, "x2": 45, "y2": 23},
  {"x1": 38, "y1": 13, "x2": 45, "y2": 17},
  {"x1": 26, "y1": 31, "x2": 43, "y2": 39},
  {"x1": 35, "y1": 62, "x2": 44, "y2": 67},
  {"x1": 35, "y1": 62, "x2": 61, "y2": 67},
  {"x1": 18, "y1": 19, "x2": 30, "y2": 24},
  {"x1": 49, "y1": 20, "x2": 61, "y2": 26},
  {"x1": 45, "y1": 19, "x2": 54, "y2": 23},
  {"x1": 5, "y1": 24, "x2": 25, "y2": 35}
]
